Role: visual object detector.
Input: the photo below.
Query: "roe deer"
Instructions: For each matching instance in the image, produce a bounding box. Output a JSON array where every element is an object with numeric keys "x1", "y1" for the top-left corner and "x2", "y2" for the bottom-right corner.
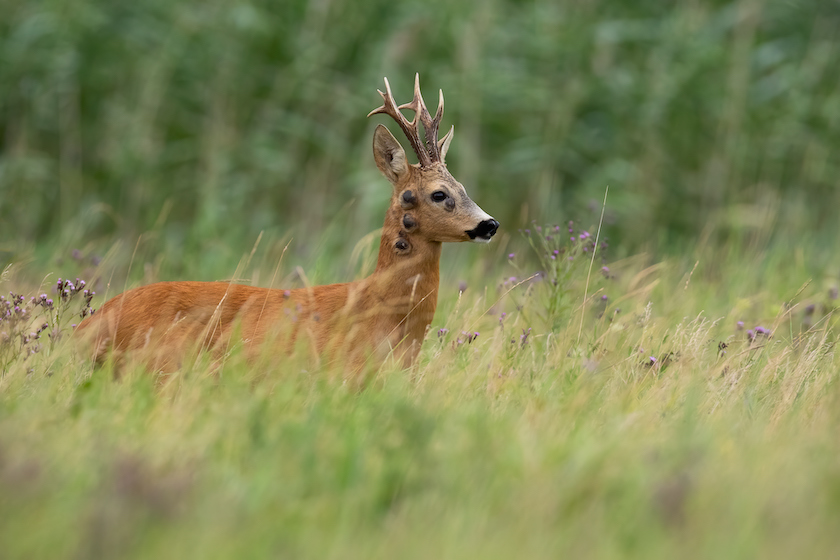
[{"x1": 76, "y1": 74, "x2": 499, "y2": 372}]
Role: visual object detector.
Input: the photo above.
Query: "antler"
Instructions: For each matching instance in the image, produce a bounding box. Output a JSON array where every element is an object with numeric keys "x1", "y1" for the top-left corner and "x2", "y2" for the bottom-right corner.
[{"x1": 367, "y1": 73, "x2": 446, "y2": 167}]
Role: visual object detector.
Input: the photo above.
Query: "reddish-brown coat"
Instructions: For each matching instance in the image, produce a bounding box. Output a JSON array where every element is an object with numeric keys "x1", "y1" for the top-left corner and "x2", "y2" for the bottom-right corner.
[{"x1": 75, "y1": 77, "x2": 496, "y2": 374}]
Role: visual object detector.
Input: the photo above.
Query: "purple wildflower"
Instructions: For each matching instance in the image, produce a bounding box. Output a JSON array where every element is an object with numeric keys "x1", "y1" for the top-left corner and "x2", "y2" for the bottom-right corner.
[
  {"x1": 508, "y1": 253, "x2": 515, "y2": 259},
  {"x1": 736, "y1": 321, "x2": 744, "y2": 330}
]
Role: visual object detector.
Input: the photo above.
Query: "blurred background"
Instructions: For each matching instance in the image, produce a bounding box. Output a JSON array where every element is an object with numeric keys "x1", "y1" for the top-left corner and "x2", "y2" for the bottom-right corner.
[{"x1": 1, "y1": 0, "x2": 839, "y2": 279}]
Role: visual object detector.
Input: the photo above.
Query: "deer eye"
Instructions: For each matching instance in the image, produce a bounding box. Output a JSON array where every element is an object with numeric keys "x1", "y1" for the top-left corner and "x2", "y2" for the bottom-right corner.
[{"x1": 431, "y1": 191, "x2": 448, "y2": 202}]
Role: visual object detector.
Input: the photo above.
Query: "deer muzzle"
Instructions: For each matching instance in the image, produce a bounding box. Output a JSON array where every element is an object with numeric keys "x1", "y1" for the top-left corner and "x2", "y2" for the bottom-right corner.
[{"x1": 466, "y1": 218, "x2": 500, "y2": 243}]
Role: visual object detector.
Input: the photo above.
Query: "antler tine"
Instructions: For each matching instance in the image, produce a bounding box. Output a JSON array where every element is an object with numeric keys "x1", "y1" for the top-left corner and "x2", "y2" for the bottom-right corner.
[
  {"x1": 401, "y1": 73, "x2": 445, "y2": 163},
  {"x1": 424, "y1": 87, "x2": 445, "y2": 162},
  {"x1": 368, "y1": 76, "x2": 432, "y2": 167}
]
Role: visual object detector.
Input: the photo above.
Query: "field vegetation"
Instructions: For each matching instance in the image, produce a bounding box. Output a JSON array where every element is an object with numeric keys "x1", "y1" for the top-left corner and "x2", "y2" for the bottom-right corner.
[{"x1": 2, "y1": 0, "x2": 840, "y2": 558}]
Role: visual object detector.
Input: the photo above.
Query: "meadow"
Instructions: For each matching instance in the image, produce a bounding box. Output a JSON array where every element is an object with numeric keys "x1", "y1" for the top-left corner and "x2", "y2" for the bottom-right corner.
[
  {"x1": 2, "y1": 0, "x2": 840, "y2": 558},
  {"x1": 1, "y1": 228, "x2": 838, "y2": 559}
]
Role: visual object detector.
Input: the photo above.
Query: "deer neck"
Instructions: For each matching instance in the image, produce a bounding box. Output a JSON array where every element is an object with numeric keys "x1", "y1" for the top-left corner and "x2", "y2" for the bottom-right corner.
[{"x1": 371, "y1": 200, "x2": 441, "y2": 318}]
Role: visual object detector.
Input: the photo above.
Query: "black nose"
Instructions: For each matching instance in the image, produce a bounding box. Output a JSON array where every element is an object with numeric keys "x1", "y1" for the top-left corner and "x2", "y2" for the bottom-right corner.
[{"x1": 467, "y1": 219, "x2": 500, "y2": 240}]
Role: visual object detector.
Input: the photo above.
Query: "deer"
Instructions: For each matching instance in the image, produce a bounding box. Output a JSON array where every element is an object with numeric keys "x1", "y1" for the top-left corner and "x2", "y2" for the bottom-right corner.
[{"x1": 75, "y1": 74, "x2": 499, "y2": 374}]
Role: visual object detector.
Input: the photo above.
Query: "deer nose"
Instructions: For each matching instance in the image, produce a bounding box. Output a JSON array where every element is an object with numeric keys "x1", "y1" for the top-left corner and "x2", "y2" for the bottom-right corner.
[{"x1": 467, "y1": 218, "x2": 500, "y2": 242}]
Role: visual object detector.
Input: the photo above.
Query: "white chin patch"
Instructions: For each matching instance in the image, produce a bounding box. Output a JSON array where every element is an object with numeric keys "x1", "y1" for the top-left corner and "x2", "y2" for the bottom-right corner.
[{"x1": 472, "y1": 236, "x2": 493, "y2": 244}]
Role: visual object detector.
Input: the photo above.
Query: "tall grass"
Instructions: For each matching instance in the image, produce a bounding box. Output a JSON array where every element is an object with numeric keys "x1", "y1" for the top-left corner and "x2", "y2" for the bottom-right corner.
[
  {"x1": 1, "y1": 227, "x2": 838, "y2": 559},
  {"x1": 2, "y1": 0, "x2": 840, "y2": 557}
]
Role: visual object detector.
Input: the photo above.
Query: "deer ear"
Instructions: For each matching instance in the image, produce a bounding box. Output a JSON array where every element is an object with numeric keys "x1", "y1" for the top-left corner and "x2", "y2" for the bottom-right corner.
[
  {"x1": 373, "y1": 124, "x2": 409, "y2": 184},
  {"x1": 438, "y1": 125, "x2": 454, "y2": 163}
]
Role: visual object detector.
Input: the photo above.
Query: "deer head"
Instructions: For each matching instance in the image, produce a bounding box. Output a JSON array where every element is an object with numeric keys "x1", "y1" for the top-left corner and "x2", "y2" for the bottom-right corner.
[{"x1": 368, "y1": 74, "x2": 499, "y2": 244}]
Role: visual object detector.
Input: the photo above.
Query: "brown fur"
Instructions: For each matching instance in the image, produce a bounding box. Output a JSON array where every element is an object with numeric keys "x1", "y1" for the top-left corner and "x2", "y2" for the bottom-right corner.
[{"x1": 75, "y1": 82, "x2": 496, "y2": 374}]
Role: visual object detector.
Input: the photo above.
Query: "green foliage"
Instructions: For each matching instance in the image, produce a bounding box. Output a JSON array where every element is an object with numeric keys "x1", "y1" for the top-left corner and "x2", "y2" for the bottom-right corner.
[
  {"x1": 2, "y1": 0, "x2": 840, "y2": 555},
  {"x1": 2, "y1": 0, "x2": 840, "y2": 267}
]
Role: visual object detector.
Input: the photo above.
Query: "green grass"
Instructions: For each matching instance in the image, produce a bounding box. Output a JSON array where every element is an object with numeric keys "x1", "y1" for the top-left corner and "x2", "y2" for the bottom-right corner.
[
  {"x1": 3, "y1": 0, "x2": 840, "y2": 555},
  {"x1": 1, "y1": 231, "x2": 838, "y2": 559}
]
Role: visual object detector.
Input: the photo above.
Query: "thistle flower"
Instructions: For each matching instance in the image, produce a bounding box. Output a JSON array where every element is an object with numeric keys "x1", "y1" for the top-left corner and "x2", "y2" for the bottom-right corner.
[
  {"x1": 508, "y1": 253, "x2": 515, "y2": 259},
  {"x1": 456, "y1": 331, "x2": 480, "y2": 345},
  {"x1": 754, "y1": 326, "x2": 771, "y2": 337}
]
